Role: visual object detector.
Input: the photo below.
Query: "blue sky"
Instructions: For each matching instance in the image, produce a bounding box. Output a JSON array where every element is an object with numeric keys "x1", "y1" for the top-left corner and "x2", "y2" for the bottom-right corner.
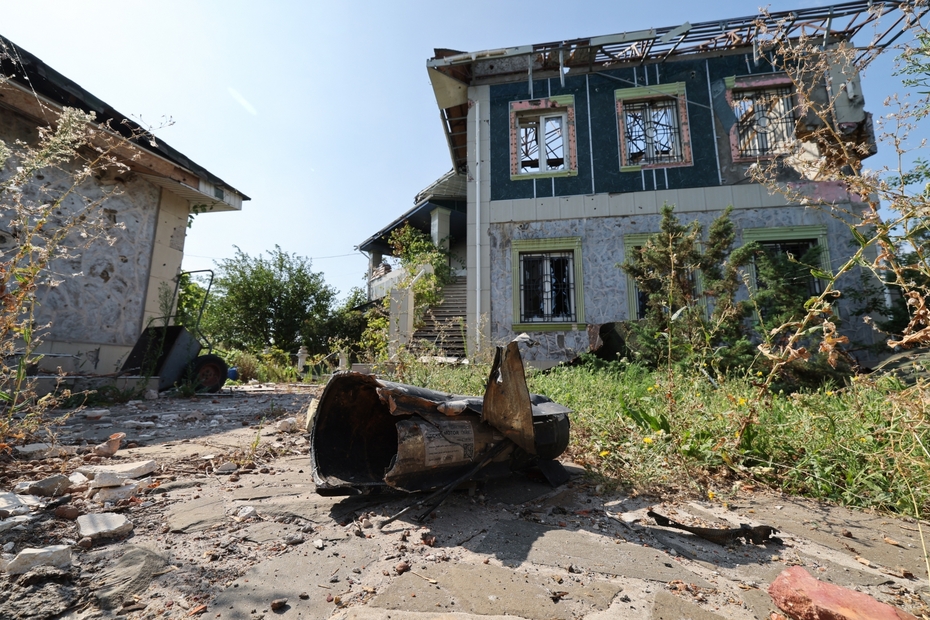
[{"x1": 2, "y1": 1, "x2": 924, "y2": 301}]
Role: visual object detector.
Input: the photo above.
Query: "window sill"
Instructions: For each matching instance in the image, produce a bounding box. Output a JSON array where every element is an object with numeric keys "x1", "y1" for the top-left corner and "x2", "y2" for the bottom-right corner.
[
  {"x1": 512, "y1": 322, "x2": 586, "y2": 333},
  {"x1": 510, "y1": 170, "x2": 579, "y2": 181},
  {"x1": 622, "y1": 161, "x2": 693, "y2": 172}
]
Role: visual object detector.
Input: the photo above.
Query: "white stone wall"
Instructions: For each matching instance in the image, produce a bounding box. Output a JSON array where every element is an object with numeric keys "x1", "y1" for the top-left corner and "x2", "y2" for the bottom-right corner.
[{"x1": 487, "y1": 187, "x2": 882, "y2": 363}]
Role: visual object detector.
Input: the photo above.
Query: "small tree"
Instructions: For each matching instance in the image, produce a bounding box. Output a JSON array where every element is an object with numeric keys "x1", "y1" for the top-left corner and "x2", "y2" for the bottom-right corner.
[
  {"x1": 620, "y1": 205, "x2": 757, "y2": 370},
  {"x1": 206, "y1": 246, "x2": 336, "y2": 354}
]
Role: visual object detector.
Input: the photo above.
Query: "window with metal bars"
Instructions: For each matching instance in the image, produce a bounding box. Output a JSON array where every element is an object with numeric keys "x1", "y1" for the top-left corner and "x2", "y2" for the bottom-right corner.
[
  {"x1": 621, "y1": 99, "x2": 684, "y2": 166},
  {"x1": 733, "y1": 86, "x2": 796, "y2": 158},
  {"x1": 519, "y1": 251, "x2": 576, "y2": 322},
  {"x1": 515, "y1": 112, "x2": 566, "y2": 174}
]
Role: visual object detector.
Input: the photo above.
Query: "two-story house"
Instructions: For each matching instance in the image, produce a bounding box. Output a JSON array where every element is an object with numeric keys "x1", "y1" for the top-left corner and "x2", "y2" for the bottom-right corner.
[{"x1": 361, "y1": 2, "x2": 908, "y2": 366}]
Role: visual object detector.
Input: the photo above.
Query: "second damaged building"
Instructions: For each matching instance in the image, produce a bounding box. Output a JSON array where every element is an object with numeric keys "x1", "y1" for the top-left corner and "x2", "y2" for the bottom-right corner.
[
  {"x1": 360, "y1": 2, "x2": 911, "y2": 367},
  {"x1": 310, "y1": 342, "x2": 570, "y2": 498}
]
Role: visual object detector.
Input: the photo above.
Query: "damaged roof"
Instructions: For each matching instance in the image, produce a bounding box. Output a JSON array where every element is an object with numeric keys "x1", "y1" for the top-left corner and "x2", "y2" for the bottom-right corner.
[
  {"x1": 358, "y1": 170, "x2": 467, "y2": 255},
  {"x1": 427, "y1": 0, "x2": 922, "y2": 173},
  {"x1": 0, "y1": 35, "x2": 250, "y2": 207}
]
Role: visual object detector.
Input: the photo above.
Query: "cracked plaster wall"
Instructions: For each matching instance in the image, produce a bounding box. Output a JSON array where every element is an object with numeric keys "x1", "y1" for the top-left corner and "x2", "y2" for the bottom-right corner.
[{"x1": 0, "y1": 106, "x2": 172, "y2": 373}]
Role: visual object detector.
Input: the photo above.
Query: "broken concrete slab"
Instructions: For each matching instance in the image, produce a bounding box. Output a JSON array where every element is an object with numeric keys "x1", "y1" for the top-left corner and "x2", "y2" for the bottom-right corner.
[
  {"x1": 95, "y1": 546, "x2": 168, "y2": 610},
  {"x1": 210, "y1": 535, "x2": 377, "y2": 619},
  {"x1": 239, "y1": 522, "x2": 289, "y2": 544},
  {"x1": 250, "y1": 495, "x2": 341, "y2": 522},
  {"x1": 0, "y1": 515, "x2": 33, "y2": 533},
  {"x1": 94, "y1": 480, "x2": 145, "y2": 504},
  {"x1": 15, "y1": 443, "x2": 76, "y2": 460},
  {"x1": 5, "y1": 545, "x2": 71, "y2": 574},
  {"x1": 475, "y1": 520, "x2": 710, "y2": 584},
  {"x1": 76, "y1": 459, "x2": 157, "y2": 480},
  {"x1": 344, "y1": 612, "x2": 524, "y2": 620},
  {"x1": 77, "y1": 513, "x2": 133, "y2": 540},
  {"x1": 738, "y1": 495, "x2": 929, "y2": 583},
  {"x1": 0, "y1": 565, "x2": 80, "y2": 619},
  {"x1": 0, "y1": 493, "x2": 28, "y2": 514},
  {"x1": 650, "y1": 591, "x2": 729, "y2": 619},
  {"x1": 89, "y1": 471, "x2": 128, "y2": 488},
  {"x1": 166, "y1": 496, "x2": 226, "y2": 532},
  {"x1": 25, "y1": 475, "x2": 71, "y2": 497},
  {"x1": 371, "y1": 562, "x2": 621, "y2": 620}
]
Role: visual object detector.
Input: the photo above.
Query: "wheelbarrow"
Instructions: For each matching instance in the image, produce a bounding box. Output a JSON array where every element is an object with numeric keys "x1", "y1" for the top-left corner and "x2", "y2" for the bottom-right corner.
[{"x1": 119, "y1": 270, "x2": 228, "y2": 393}]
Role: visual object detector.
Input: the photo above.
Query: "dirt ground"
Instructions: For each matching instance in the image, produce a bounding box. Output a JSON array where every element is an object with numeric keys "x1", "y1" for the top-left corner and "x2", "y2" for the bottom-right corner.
[{"x1": 0, "y1": 384, "x2": 928, "y2": 620}]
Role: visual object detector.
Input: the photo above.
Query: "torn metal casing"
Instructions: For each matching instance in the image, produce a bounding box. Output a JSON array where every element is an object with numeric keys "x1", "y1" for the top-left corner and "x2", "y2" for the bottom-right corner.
[
  {"x1": 482, "y1": 342, "x2": 536, "y2": 454},
  {"x1": 309, "y1": 343, "x2": 571, "y2": 496}
]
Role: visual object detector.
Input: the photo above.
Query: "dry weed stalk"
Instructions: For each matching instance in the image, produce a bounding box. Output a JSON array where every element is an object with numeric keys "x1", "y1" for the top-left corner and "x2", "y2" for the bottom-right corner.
[{"x1": 0, "y1": 68, "x2": 165, "y2": 445}]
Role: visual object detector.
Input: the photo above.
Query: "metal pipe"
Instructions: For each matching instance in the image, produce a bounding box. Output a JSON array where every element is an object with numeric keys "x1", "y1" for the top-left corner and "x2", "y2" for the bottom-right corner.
[{"x1": 475, "y1": 98, "x2": 482, "y2": 355}]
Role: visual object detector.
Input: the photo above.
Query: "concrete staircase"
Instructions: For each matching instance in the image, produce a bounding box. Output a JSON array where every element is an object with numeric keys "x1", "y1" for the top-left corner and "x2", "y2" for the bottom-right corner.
[{"x1": 412, "y1": 277, "x2": 467, "y2": 358}]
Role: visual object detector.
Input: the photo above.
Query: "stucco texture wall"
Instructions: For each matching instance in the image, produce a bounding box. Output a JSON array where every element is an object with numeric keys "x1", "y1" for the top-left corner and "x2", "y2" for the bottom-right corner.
[{"x1": 0, "y1": 106, "x2": 161, "y2": 370}]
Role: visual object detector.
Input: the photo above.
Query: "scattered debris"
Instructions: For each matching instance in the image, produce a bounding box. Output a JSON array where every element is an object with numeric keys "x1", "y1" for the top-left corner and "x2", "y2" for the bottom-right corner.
[
  {"x1": 93, "y1": 432, "x2": 126, "y2": 457},
  {"x1": 4, "y1": 545, "x2": 71, "y2": 575},
  {"x1": 77, "y1": 513, "x2": 133, "y2": 540},
  {"x1": 647, "y1": 510, "x2": 780, "y2": 545}
]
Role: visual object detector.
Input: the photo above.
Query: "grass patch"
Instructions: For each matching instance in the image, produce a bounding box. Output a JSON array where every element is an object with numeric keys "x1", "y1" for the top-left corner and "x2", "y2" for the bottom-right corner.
[{"x1": 378, "y1": 356, "x2": 930, "y2": 518}]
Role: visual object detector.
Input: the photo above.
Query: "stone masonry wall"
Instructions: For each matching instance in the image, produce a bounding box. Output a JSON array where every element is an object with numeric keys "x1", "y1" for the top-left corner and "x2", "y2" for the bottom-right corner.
[{"x1": 488, "y1": 202, "x2": 881, "y2": 363}]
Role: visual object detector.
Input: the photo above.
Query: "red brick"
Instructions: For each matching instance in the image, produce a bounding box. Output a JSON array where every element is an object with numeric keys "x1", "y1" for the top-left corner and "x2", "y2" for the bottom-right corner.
[{"x1": 768, "y1": 567, "x2": 918, "y2": 620}]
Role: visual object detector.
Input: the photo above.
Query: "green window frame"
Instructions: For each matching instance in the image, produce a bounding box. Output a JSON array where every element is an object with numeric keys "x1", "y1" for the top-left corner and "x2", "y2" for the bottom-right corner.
[
  {"x1": 624, "y1": 232, "x2": 705, "y2": 320},
  {"x1": 624, "y1": 233, "x2": 653, "y2": 320},
  {"x1": 741, "y1": 225, "x2": 830, "y2": 292},
  {"x1": 615, "y1": 82, "x2": 692, "y2": 173},
  {"x1": 511, "y1": 237, "x2": 585, "y2": 331}
]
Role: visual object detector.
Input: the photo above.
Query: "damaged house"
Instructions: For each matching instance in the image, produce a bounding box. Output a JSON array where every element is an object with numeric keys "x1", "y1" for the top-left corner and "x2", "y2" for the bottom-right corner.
[
  {"x1": 360, "y1": 1, "x2": 911, "y2": 367},
  {"x1": 0, "y1": 36, "x2": 248, "y2": 377}
]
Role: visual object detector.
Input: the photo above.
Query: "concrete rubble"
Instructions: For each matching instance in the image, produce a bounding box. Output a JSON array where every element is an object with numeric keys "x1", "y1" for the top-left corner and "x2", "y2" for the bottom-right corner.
[
  {"x1": 4, "y1": 544, "x2": 71, "y2": 574},
  {"x1": 0, "y1": 384, "x2": 925, "y2": 620}
]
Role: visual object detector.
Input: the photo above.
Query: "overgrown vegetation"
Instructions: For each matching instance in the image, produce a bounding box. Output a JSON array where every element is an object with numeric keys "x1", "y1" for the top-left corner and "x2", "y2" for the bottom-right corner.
[
  {"x1": 359, "y1": 222, "x2": 456, "y2": 358},
  {"x1": 371, "y1": 352, "x2": 929, "y2": 519}
]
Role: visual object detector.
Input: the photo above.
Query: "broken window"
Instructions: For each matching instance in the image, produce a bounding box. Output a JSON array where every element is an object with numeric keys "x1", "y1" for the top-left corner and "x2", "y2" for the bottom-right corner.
[
  {"x1": 509, "y1": 96, "x2": 578, "y2": 180},
  {"x1": 732, "y1": 86, "x2": 796, "y2": 158},
  {"x1": 511, "y1": 237, "x2": 584, "y2": 327},
  {"x1": 516, "y1": 112, "x2": 566, "y2": 174},
  {"x1": 616, "y1": 83, "x2": 691, "y2": 170},
  {"x1": 520, "y1": 251, "x2": 576, "y2": 322}
]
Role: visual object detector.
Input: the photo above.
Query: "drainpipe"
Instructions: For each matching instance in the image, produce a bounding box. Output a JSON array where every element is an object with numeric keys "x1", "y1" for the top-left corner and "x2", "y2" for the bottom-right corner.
[{"x1": 474, "y1": 98, "x2": 482, "y2": 355}]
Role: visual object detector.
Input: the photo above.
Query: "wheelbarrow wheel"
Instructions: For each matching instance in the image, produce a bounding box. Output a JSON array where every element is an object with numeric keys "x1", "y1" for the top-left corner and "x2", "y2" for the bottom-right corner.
[{"x1": 185, "y1": 354, "x2": 228, "y2": 393}]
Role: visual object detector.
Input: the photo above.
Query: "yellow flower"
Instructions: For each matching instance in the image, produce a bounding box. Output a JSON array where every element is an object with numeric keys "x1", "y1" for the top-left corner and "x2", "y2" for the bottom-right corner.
[
  {"x1": 756, "y1": 371, "x2": 763, "y2": 377},
  {"x1": 826, "y1": 391, "x2": 834, "y2": 396},
  {"x1": 707, "y1": 491, "x2": 715, "y2": 500},
  {"x1": 643, "y1": 437, "x2": 653, "y2": 445},
  {"x1": 599, "y1": 450, "x2": 610, "y2": 457},
  {"x1": 738, "y1": 397, "x2": 747, "y2": 406},
  {"x1": 647, "y1": 386, "x2": 654, "y2": 392}
]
